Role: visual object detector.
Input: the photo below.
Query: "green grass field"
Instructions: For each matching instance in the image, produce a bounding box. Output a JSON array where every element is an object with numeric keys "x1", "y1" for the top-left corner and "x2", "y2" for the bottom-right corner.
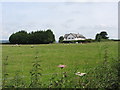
[{"x1": 2, "y1": 41, "x2": 119, "y2": 88}]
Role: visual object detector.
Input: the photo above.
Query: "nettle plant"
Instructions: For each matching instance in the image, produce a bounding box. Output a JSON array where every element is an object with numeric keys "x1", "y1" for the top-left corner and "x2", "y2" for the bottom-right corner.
[
  {"x1": 11, "y1": 71, "x2": 26, "y2": 88},
  {"x1": 29, "y1": 56, "x2": 42, "y2": 88},
  {"x1": 2, "y1": 56, "x2": 9, "y2": 88}
]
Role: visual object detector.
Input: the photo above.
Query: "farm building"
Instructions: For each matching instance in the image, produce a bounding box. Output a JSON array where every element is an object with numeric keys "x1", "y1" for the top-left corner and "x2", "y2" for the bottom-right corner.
[{"x1": 63, "y1": 33, "x2": 86, "y2": 41}]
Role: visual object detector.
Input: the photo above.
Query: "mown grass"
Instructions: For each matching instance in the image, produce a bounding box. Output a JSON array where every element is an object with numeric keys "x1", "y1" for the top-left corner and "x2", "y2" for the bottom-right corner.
[{"x1": 2, "y1": 41, "x2": 119, "y2": 88}]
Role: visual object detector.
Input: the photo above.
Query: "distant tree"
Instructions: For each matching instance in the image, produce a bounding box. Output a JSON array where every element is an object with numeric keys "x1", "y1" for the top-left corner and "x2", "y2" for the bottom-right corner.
[
  {"x1": 95, "y1": 34, "x2": 102, "y2": 42},
  {"x1": 100, "y1": 31, "x2": 109, "y2": 39},
  {"x1": 46, "y1": 29, "x2": 55, "y2": 43},
  {"x1": 9, "y1": 29, "x2": 55, "y2": 44},
  {"x1": 59, "y1": 36, "x2": 64, "y2": 43},
  {"x1": 9, "y1": 30, "x2": 28, "y2": 44},
  {"x1": 95, "y1": 31, "x2": 109, "y2": 42},
  {"x1": 28, "y1": 31, "x2": 35, "y2": 44},
  {"x1": 28, "y1": 30, "x2": 54, "y2": 44}
]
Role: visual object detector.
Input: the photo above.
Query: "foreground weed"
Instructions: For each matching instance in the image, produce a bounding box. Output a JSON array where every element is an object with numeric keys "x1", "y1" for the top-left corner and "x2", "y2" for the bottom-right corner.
[
  {"x1": 29, "y1": 56, "x2": 42, "y2": 88},
  {"x1": 11, "y1": 71, "x2": 26, "y2": 88},
  {"x1": 2, "y1": 56, "x2": 9, "y2": 88},
  {"x1": 84, "y1": 46, "x2": 119, "y2": 89}
]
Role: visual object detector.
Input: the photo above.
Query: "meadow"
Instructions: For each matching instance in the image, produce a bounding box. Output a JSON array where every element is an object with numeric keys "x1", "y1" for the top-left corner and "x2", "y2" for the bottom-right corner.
[{"x1": 2, "y1": 41, "x2": 119, "y2": 88}]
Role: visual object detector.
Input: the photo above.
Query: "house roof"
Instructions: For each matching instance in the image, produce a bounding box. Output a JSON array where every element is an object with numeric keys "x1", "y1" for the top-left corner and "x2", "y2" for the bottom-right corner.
[{"x1": 64, "y1": 33, "x2": 85, "y2": 39}]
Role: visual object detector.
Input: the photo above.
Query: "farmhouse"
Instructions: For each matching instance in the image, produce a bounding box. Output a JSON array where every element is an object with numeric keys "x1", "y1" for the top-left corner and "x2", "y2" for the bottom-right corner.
[{"x1": 63, "y1": 33, "x2": 86, "y2": 41}]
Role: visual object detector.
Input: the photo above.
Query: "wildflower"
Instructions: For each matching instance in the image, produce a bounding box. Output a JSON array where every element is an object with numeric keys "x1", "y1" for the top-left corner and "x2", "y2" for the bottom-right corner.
[
  {"x1": 57, "y1": 64, "x2": 66, "y2": 69},
  {"x1": 75, "y1": 72, "x2": 86, "y2": 76}
]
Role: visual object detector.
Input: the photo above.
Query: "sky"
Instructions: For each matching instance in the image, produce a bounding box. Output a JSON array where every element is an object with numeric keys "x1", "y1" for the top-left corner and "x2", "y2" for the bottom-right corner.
[{"x1": 0, "y1": 0, "x2": 118, "y2": 41}]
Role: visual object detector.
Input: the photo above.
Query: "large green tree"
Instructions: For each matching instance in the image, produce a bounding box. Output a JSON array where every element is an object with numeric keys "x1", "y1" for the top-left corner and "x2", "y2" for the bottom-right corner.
[
  {"x1": 9, "y1": 30, "x2": 28, "y2": 44},
  {"x1": 46, "y1": 29, "x2": 55, "y2": 43},
  {"x1": 100, "y1": 31, "x2": 109, "y2": 39},
  {"x1": 95, "y1": 31, "x2": 109, "y2": 42},
  {"x1": 95, "y1": 34, "x2": 102, "y2": 42},
  {"x1": 9, "y1": 29, "x2": 55, "y2": 44},
  {"x1": 59, "y1": 36, "x2": 64, "y2": 43}
]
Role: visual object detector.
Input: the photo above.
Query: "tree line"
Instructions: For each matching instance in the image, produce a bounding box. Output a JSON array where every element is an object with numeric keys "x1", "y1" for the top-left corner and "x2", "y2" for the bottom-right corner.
[
  {"x1": 9, "y1": 29, "x2": 55, "y2": 44},
  {"x1": 9, "y1": 30, "x2": 109, "y2": 44}
]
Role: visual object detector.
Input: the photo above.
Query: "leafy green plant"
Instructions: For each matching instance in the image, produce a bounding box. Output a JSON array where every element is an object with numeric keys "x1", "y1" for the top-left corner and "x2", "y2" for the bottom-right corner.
[
  {"x1": 29, "y1": 56, "x2": 42, "y2": 88},
  {"x1": 2, "y1": 56, "x2": 9, "y2": 88},
  {"x1": 83, "y1": 47, "x2": 119, "y2": 89},
  {"x1": 11, "y1": 71, "x2": 26, "y2": 88}
]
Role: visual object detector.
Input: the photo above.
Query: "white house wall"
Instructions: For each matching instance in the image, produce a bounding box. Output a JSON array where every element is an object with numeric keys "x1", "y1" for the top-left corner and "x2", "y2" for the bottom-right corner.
[
  {"x1": 77, "y1": 38, "x2": 85, "y2": 40},
  {"x1": 67, "y1": 34, "x2": 75, "y2": 40},
  {"x1": 64, "y1": 34, "x2": 85, "y2": 41}
]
